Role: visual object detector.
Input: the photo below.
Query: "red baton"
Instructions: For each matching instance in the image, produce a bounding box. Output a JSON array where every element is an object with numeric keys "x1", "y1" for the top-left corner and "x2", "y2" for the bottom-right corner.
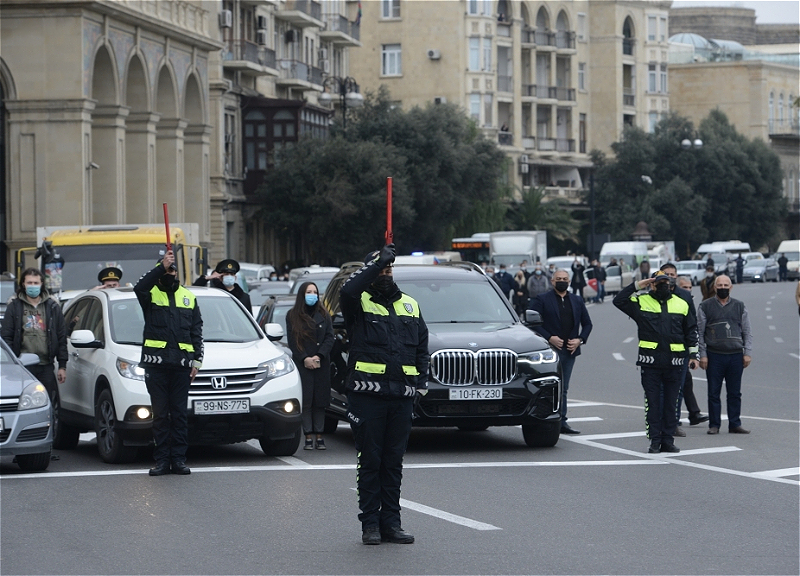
[{"x1": 385, "y1": 177, "x2": 393, "y2": 245}]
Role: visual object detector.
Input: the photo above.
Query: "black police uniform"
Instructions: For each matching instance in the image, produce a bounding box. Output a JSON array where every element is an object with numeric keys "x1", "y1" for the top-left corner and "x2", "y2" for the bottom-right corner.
[
  {"x1": 193, "y1": 259, "x2": 251, "y2": 310},
  {"x1": 134, "y1": 262, "x2": 203, "y2": 472},
  {"x1": 340, "y1": 247, "x2": 429, "y2": 538}
]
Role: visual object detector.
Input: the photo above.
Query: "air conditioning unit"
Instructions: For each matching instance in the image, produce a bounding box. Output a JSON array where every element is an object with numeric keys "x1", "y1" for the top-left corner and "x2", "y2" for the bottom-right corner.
[
  {"x1": 285, "y1": 29, "x2": 296, "y2": 43},
  {"x1": 257, "y1": 30, "x2": 268, "y2": 46},
  {"x1": 519, "y1": 162, "x2": 530, "y2": 174},
  {"x1": 257, "y1": 15, "x2": 268, "y2": 30},
  {"x1": 321, "y1": 59, "x2": 330, "y2": 73},
  {"x1": 427, "y1": 49, "x2": 441, "y2": 60},
  {"x1": 318, "y1": 47, "x2": 328, "y2": 60},
  {"x1": 520, "y1": 154, "x2": 529, "y2": 164},
  {"x1": 434, "y1": 96, "x2": 447, "y2": 104},
  {"x1": 219, "y1": 9, "x2": 232, "y2": 28}
]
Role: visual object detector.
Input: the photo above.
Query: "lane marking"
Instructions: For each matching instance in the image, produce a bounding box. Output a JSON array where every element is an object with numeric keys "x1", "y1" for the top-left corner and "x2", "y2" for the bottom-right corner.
[
  {"x1": 612, "y1": 353, "x2": 625, "y2": 361},
  {"x1": 753, "y1": 467, "x2": 800, "y2": 478},
  {"x1": 775, "y1": 337, "x2": 784, "y2": 343},
  {"x1": 568, "y1": 401, "x2": 606, "y2": 408},
  {"x1": 399, "y1": 497, "x2": 502, "y2": 530},
  {"x1": 790, "y1": 353, "x2": 800, "y2": 360},
  {"x1": 623, "y1": 337, "x2": 634, "y2": 344},
  {"x1": 658, "y1": 446, "x2": 741, "y2": 457},
  {"x1": 766, "y1": 315, "x2": 773, "y2": 320},
  {"x1": 566, "y1": 416, "x2": 603, "y2": 422},
  {"x1": 579, "y1": 431, "x2": 644, "y2": 440},
  {"x1": 765, "y1": 307, "x2": 771, "y2": 311},
  {"x1": 569, "y1": 399, "x2": 799, "y2": 424},
  {"x1": 769, "y1": 325, "x2": 776, "y2": 331},
  {"x1": 277, "y1": 456, "x2": 314, "y2": 468}
]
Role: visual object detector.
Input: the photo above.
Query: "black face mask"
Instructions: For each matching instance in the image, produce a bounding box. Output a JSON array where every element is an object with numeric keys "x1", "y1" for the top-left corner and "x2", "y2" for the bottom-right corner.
[
  {"x1": 716, "y1": 288, "x2": 730, "y2": 300},
  {"x1": 159, "y1": 274, "x2": 180, "y2": 290},
  {"x1": 554, "y1": 281, "x2": 569, "y2": 293},
  {"x1": 653, "y1": 283, "x2": 672, "y2": 301},
  {"x1": 372, "y1": 275, "x2": 394, "y2": 294}
]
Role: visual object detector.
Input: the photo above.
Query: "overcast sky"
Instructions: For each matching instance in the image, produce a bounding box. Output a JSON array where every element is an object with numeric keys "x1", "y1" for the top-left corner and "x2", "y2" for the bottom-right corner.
[{"x1": 671, "y1": 0, "x2": 800, "y2": 24}]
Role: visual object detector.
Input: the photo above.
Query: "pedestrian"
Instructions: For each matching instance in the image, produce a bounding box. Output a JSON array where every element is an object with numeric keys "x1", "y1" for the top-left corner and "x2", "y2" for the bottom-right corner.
[
  {"x1": 591, "y1": 259, "x2": 606, "y2": 303},
  {"x1": 613, "y1": 271, "x2": 698, "y2": 453},
  {"x1": 698, "y1": 275, "x2": 752, "y2": 435},
  {"x1": 92, "y1": 266, "x2": 123, "y2": 289},
  {"x1": 285, "y1": 281, "x2": 334, "y2": 451},
  {"x1": 570, "y1": 256, "x2": 587, "y2": 300},
  {"x1": 339, "y1": 243, "x2": 429, "y2": 545},
  {"x1": 526, "y1": 263, "x2": 551, "y2": 299},
  {"x1": 134, "y1": 250, "x2": 203, "y2": 476},
  {"x1": 735, "y1": 254, "x2": 744, "y2": 284},
  {"x1": 634, "y1": 259, "x2": 651, "y2": 283},
  {"x1": 512, "y1": 270, "x2": 529, "y2": 315},
  {"x1": 663, "y1": 267, "x2": 709, "y2": 433},
  {"x1": 777, "y1": 253, "x2": 788, "y2": 282},
  {"x1": 193, "y1": 258, "x2": 251, "y2": 311},
  {"x1": 700, "y1": 265, "x2": 717, "y2": 301},
  {"x1": 493, "y1": 263, "x2": 515, "y2": 300},
  {"x1": 706, "y1": 255, "x2": 715, "y2": 270},
  {"x1": 1, "y1": 268, "x2": 68, "y2": 405},
  {"x1": 528, "y1": 268, "x2": 592, "y2": 435}
]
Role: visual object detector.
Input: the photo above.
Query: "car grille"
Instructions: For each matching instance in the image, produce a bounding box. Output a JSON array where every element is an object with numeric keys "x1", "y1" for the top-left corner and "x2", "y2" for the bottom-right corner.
[
  {"x1": 190, "y1": 367, "x2": 267, "y2": 395},
  {"x1": 0, "y1": 430, "x2": 10, "y2": 442},
  {"x1": 16, "y1": 426, "x2": 49, "y2": 442},
  {"x1": 0, "y1": 400, "x2": 19, "y2": 412},
  {"x1": 418, "y1": 397, "x2": 531, "y2": 417},
  {"x1": 430, "y1": 349, "x2": 517, "y2": 386}
]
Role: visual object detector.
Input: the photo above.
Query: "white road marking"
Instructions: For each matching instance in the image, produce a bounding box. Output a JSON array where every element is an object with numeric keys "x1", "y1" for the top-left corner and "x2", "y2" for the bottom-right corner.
[
  {"x1": 775, "y1": 337, "x2": 784, "y2": 343},
  {"x1": 766, "y1": 315, "x2": 773, "y2": 320},
  {"x1": 579, "y1": 431, "x2": 645, "y2": 440},
  {"x1": 568, "y1": 401, "x2": 606, "y2": 408},
  {"x1": 790, "y1": 353, "x2": 800, "y2": 360},
  {"x1": 276, "y1": 456, "x2": 314, "y2": 468},
  {"x1": 658, "y1": 446, "x2": 741, "y2": 457},
  {"x1": 765, "y1": 307, "x2": 771, "y2": 311},
  {"x1": 399, "y1": 497, "x2": 502, "y2": 530},
  {"x1": 753, "y1": 467, "x2": 800, "y2": 478},
  {"x1": 769, "y1": 325, "x2": 776, "y2": 331},
  {"x1": 566, "y1": 416, "x2": 603, "y2": 422},
  {"x1": 613, "y1": 353, "x2": 626, "y2": 361},
  {"x1": 623, "y1": 337, "x2": 634, "y2": 343}
]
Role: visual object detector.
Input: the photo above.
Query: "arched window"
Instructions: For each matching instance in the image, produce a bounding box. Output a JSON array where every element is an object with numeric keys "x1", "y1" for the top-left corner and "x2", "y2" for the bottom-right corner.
[{"x1": 622, "y1": 17, "x2": 635, "y2": 55}]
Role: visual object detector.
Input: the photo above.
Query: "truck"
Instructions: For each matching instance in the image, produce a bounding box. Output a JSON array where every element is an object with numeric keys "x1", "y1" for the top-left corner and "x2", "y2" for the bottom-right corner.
[
  {"x1": 489, "y1": 231, "x2": 547, "y2": 268},
  {"x1": 14, "y1": 224, "x2": 207, "y2": 301},
  {"x1": 646, "y1": 241, "x2": 676, "y2": 270}
]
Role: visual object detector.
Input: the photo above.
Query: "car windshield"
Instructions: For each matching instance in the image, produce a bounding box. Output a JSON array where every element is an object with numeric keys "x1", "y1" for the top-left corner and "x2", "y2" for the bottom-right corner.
[
  {"x1": 109, "y1": 294, "x2": 262, "y2": 344},
  {"x1": 0, "y1": 345, "x2": 15, "y2": 364},
  {"x1": 744, "y1": 260, "x2": 770, "y2": 269},
  {"x1": 400, "y1": 279, "x2": 515, "y2": 323}
]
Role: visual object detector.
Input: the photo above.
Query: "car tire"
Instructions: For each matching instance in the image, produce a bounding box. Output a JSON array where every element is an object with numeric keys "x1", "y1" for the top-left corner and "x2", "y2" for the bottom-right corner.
[
  {"x1": 259, "y1": 427, "x2": 301, "y2": 456},
  {"x1": 522, "y1": 421, "x2": 560, "y2": 448},
  {"x1": 51, "y1": 389, "x2": 80, "y2": 450},
  {"x1": 323, "y1": 415, "x2": 340, "y2": 435},
  {"x1": 16, "y1": 451, "x2": 51, "y2": 471},
  {"x1": 95, "y1": 388, "x2": 138, "y2": 464},
  {"x1": 458, "y1": 424, "x2": 489, "y2": 432}
]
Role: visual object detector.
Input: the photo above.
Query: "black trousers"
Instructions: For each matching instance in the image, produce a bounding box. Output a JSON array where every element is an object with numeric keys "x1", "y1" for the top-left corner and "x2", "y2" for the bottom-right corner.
[
  {"x1": 347, "y1": 392, "x2": 413, "y2": 531},
  {"x1": 641, "y1": 366, "x2": 682, "y2": 446},
  {"x1": 27, "y1": 363, "x2": 58, "y2": 400},
  {"x1": 298, "y1": 363, "x2": 331, "y2": 435},
  {"x1": 145, "y1": 366, "x2": 191, "y2": 464}
]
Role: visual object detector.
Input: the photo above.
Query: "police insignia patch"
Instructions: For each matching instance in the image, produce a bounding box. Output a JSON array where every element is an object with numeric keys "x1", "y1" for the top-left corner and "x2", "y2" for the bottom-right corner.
[
  {"x1": 183, "y1": 297, "x2": 190, "y2": 306},
  {"x1": 404, "y1": 303, "x2": 413, "y2": 313}
]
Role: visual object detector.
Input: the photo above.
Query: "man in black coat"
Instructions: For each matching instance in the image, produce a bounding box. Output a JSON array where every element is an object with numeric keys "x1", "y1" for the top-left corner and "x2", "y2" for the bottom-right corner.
[{"x1": 193, "y1": 258, "x2": 251, "y2": 311}]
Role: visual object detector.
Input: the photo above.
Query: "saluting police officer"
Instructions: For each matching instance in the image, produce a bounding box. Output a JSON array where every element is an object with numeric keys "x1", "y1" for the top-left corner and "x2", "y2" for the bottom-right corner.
[
  {"x1": 340, "y1": 243, "x2": 429, "y2": 545},
  {"x1": 134, "y1": 250, "x2": 203, "y2": 476},
  {"x1": 193, "y1": 258, "x2": 251, "y2": 311},
  {"x1": 93, "y1": 266, "x2": 123, "y2": 289}
]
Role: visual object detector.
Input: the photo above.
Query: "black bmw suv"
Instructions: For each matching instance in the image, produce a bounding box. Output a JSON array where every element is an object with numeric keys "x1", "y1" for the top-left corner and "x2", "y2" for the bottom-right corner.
[{"x1": 322, "y1": 261, "x2": 562, "y2": 447}]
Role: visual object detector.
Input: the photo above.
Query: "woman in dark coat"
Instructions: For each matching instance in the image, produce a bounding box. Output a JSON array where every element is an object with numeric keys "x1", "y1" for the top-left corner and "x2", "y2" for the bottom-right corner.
[
  {"x1": 512, "y1": 270, "x2": 529, "y2": 315},
  {"x1": 570, "y1": 257, "x2": 587, "y2": 300},
  {"x1": 286, "y1": 281, "x2": 334, "y2": 450}
]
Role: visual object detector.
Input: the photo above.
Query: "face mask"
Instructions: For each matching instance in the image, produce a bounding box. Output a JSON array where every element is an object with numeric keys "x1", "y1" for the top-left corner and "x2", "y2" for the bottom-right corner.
[
  {"x1": 554, "y1": 281, "x2": 569, "y2": 293},
  {"x1": 706, "y1": 272, "x2": 714, "y2": 278},
  {"x1": 654, "y1": 283, "x2": 671, "y2": 301},
  {"x1": 716, "y1": 288, "x2": 730, "y2": 299},
  {"x1": 304, "y1": 293, "x2": 318, "y2": 306},
  {"x1": 222, "y1": 275, "x2": 236, "y2": 287},
  {"x1": 160, "y1": 274, "x2": 180, "y2": 290},
  {"x1": 373, "y1": 275, "x2": 394, "y2": 294},
  {"x1": 25, "y1": 285, "x2": 41, "y2": 298},
  {"x1": 535, "y1": 269, "x2": 542, "y2": 276}
]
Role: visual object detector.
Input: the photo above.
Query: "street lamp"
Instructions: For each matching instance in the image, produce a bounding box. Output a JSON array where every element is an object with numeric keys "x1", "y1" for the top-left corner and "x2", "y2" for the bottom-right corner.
[
  {"x1": 681, "y1": 136, "x2": 703, "y2": 149},
  {"x1": 318, "y1": 76, "x2": 364, "y2": 132}
]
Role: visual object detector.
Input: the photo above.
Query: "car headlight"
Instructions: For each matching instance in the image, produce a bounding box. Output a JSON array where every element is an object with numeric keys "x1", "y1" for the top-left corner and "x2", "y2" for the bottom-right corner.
[
  {"x1": 18, "y1": 381, "x2": 49, "y2": 410},
  {"x1": 117, "y1": 358, "x2": 145, "y2": 381},
  {"x1": 517, "y1": 349, "x2": 558, "y2": 367},
  {"x1": 260, "y1": 353, "x2": 295, "y2": 380}
]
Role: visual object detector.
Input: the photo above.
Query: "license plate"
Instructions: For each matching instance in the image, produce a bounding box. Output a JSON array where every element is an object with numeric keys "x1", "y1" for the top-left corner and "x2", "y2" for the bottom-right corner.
[
  {"x1": 193, "y1": 398, "x2": 250, "y2": 415},
  {"x1": 449, "y1": 388, "x2": 503, "y2": 400}
]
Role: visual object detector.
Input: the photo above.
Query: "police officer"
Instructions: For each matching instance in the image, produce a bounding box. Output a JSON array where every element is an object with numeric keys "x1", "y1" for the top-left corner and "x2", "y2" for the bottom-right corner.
[
  {"x1": 93, "y1": 266, "x2": 123, "y2": 289},
  {"x1": 193, "y1": 258, "x2": 251, "y2": 311},
  {"x1": 340, "y1": 243, "x2": 429, "y2": 545},
  {"x1": 134, "y1": 250, "x2": 203, "y2": 476},
  {"x1": 613, "y1": 271, "x2": 698, "y2": 454}
]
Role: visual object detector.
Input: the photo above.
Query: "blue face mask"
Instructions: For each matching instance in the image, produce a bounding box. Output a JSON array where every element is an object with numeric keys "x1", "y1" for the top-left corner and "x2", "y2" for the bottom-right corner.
[
  {"x1": 222, "y1": 275, "x2": 236, "y2": 287},
  {"x1": 25, "y1": 285, "x2": 41, "y2": 298},
  {"x1": 304, "y1": 293, "x2": 318, "y2": 306}
]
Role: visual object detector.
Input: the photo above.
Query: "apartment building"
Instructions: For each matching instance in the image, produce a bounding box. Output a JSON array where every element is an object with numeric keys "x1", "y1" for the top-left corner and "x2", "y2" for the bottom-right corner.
[
  {"x1": 349, "y1": 0, "x2": 671, "y2": 204},
  {"x1": 0, "y1": 0, "x2": 361, "y2": 270}
]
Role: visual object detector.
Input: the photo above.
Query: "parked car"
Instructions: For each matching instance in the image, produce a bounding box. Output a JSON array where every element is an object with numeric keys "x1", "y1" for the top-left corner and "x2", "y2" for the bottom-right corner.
[
  {"x1": 288, "y1": 270, "x2": 338, "y2": 296},
  {"x1": 57, "y1": 286, "x2": 302, "y2": 463},
  {"x1": 322, "y1": 261, "x2": 563, "y2": 448},
  {"x1": 0, "y1": 275, "x2": 16, "y2": 319},
  {"x1": 255, "y1": 295, "x2": 295, "y2": 349},
  {"x1": 287, "y1": 266, "x2": 340, "y2": 291},
  {"x1": 0, "y1": 339, "x2": 53, "y2": 471},
  {"x1": 673, "y1": 261, "x2": 707, "y2": 285},
  {"x1": 238, "y1": 262, "x2": 276, "y2": 291},
  {"x1": 585, "y1": 264, "x2": 634, "y2": 296},
  {"x1": 742, "y1": 258, "x2": 779, "y2": 282}
]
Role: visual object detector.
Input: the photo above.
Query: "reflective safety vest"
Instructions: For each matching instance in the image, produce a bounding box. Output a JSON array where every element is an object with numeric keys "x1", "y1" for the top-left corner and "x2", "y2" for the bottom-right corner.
[
  {"x1": 630, "y1": 292, "x2": 696, "y2": 366},
  {"x1": 141, "y1": 285, "x2": 199, "y2": 367}
]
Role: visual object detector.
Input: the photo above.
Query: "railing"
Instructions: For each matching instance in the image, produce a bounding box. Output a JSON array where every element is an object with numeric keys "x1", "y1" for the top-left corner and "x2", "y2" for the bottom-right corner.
[
  {"x1": 556, "y1": 138, "x2": 575, "y2": 152},
  {"x1": 522, "y1": 136, "x2": 536, "y2": 149},
  {"x1": 769, "y1": 119, "x2": 800, "y2": 136},
  {"x1": 117, "y1": 0, "x2": 210, "y2": 36},
  {"x1": 522, "y1": 29, "x2": 556, "y2": 46},
  {"x1": 537, "y1": 138, "x2": 556, "y2": 151},
  {"x1": 277, "y1": 59, "x2": 323, "y2": 84},
  {"x1": 224, "y1": 41, "x2": 276, "y2": 69},
  {"x1": 555, "y1": 31, "x2": 575, "y2": 49},
  {"x1": 623, "y1": 87, "x2": 635, "y2": 106},
  {"x1": 623, "y1": 38, "x2": 635, "y2": 55},
  {"x1": 285, "y1": 0, "x2": 322, "y2": 21},
  {"x1": 323, "y1": 12, "x2": 360, "y2": 41},
  {"x1": 497, "y1": 74, "x2": 513, "y2": 92},
  {"x1": 555, "y1": 87, "x2": 575, "y2": 101},
  {"x1": 579, "y1": 140, "x2": 586, "y2": 153},
  {"x1": 497, "y1": 21, "x2": 511, "y2": 37},
  {"x1": 498, "y1": 131, "x2": 513, "y2": 145}
]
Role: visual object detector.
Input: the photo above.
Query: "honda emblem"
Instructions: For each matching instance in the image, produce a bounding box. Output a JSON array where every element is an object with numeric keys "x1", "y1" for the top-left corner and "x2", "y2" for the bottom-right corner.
[{"x1": 211, "y1": 376, "x2": 227, "y2": 389}]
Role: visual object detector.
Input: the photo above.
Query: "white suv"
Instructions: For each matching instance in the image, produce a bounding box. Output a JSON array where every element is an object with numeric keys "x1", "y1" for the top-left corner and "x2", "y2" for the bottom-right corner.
[{"x1": 57, "y1": 287, "x2": 302, "y2": 463}]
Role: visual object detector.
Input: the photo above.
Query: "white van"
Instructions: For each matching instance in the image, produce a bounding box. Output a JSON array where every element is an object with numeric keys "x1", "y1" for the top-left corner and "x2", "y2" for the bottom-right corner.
[
  {"x1": 599, "y1": 241, "x2": 649, "y2": 270},
  {"x1": 776, "y1": 240, "x2": 800, "y2": 279},
  {"x1": 696, "y1": 240, "x2": 751, "y2": 255}
]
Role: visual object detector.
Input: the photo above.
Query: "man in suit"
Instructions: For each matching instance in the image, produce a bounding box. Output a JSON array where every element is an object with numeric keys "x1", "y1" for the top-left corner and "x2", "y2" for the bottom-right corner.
[{"x1": 528, "y1": 269, "x2": 593, "y2": 435}]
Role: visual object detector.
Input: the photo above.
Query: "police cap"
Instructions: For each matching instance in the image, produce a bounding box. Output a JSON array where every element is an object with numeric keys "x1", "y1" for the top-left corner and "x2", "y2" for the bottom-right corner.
[
  {"x1": 98, "y1": 267, "x2": 123, "y2": 283},
  {"x1": 215, "y1": 259, "x2": 240, "y2": 274},
  {"x1": 651, "y1": 270, "x2": 670, "y2": 283}
]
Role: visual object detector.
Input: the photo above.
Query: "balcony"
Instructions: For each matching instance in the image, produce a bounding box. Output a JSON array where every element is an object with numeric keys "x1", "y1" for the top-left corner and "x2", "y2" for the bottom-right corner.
[
  {"x1": 556, "y1": 139, "x2": 575, "y2": 152},
  {"x1": 537, "y1": 138, "x2": 556, "y2": 151},
  {"x1": 276, "y1": 59, "x2": 324, "y2": 90},
  {"x1": 522, "y1": 29, "x2": 556, "y2": 47},
  {"x1": 497, "y1": 74, "x2": 513, "y2": 93},
  {"x1": 623, "y1": 38, "x2": 635, "y2": 55},
  {"x1": 522, "y1": 136, "x2": 536, "y2": 149},
  {"x1": 498, "y1": 131, "x2": 513, "y2": 146},
  {"x1": 769, "y1": 119, "x2": 800, "y2": 137},
  {"x1": 623, "y1": 87, "x2": 635, "y2": 107},
  {"x1": 554, "y1": 87, "x2": 575, "y2": 101},
  {"x1": 275, "y1": 0, "x2": 323, "y2": 28},
  {"x1": 497, "y1": 21, "x2": 512, "y2": 37},
  {"x1": 523, "y1": 85, "x2": 557, "y2": 99},
  {"x1": 320, "y1": 13, "x2": 361, "y2": 46},
  {"x1": 222, "y1": 41, "x2": 278, "y2": 76},
  {"x1": 555, "y1": 31, "x2": 576, "y2": 50}
]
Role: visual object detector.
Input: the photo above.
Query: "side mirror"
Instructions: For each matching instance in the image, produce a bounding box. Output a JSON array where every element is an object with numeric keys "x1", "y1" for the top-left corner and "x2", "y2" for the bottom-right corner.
[
  {"x1": 523, "y1": 309, "x2": 543, "y2": 326},
  {"x1": 70, "y1": 329, "x2": 103, "y2": 349},
  {"x1": 264, "y1": 323, "x2": 284, "y2": 342},
  {"x1": 18, "y1": 353, "x2": 40, "y2": 366}
]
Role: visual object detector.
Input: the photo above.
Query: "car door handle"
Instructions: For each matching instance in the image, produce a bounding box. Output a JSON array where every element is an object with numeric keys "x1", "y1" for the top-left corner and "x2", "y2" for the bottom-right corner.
[{"x1": 71, "y1": 352, "x2": 79, "y2": 358}]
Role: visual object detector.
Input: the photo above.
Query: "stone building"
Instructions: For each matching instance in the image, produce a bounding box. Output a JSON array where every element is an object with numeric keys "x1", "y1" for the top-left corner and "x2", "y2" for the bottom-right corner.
[
  {"x1": 669, "y1": 6, "x2": 800, "y2": 46},
  {"x1": 348, "y1": 0, "x2": 672, "y2": 204}
]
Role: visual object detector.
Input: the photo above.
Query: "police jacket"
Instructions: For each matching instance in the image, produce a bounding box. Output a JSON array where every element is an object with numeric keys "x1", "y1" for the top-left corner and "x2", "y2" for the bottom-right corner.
[
  {"x1": 134, "y1": 264, "x2": 203, "y2": 369},
  {"x1": 340, "y1": 261, "x2": 429, "y2": 398},
  {"x1": 613, "y1": 281, "x2": 697, "y2": 368},
  {"x1": 1, "y1": 290, "x2": 68, "y2": 369},
  {"x1": 193, "y1": 275, "x2": 251, "y2": 311}
]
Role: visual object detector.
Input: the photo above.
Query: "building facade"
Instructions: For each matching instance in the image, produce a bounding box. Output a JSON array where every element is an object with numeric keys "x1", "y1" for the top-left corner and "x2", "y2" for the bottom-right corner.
[{"x1": 348, "y1": 0, "x2": 672, "y2": 204}]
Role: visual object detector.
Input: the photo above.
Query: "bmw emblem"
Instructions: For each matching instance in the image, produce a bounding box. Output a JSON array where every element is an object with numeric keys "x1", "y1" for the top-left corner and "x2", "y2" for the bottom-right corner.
[{"x1": 468, "y1": 342, "x2": 478, "y2": 347}]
